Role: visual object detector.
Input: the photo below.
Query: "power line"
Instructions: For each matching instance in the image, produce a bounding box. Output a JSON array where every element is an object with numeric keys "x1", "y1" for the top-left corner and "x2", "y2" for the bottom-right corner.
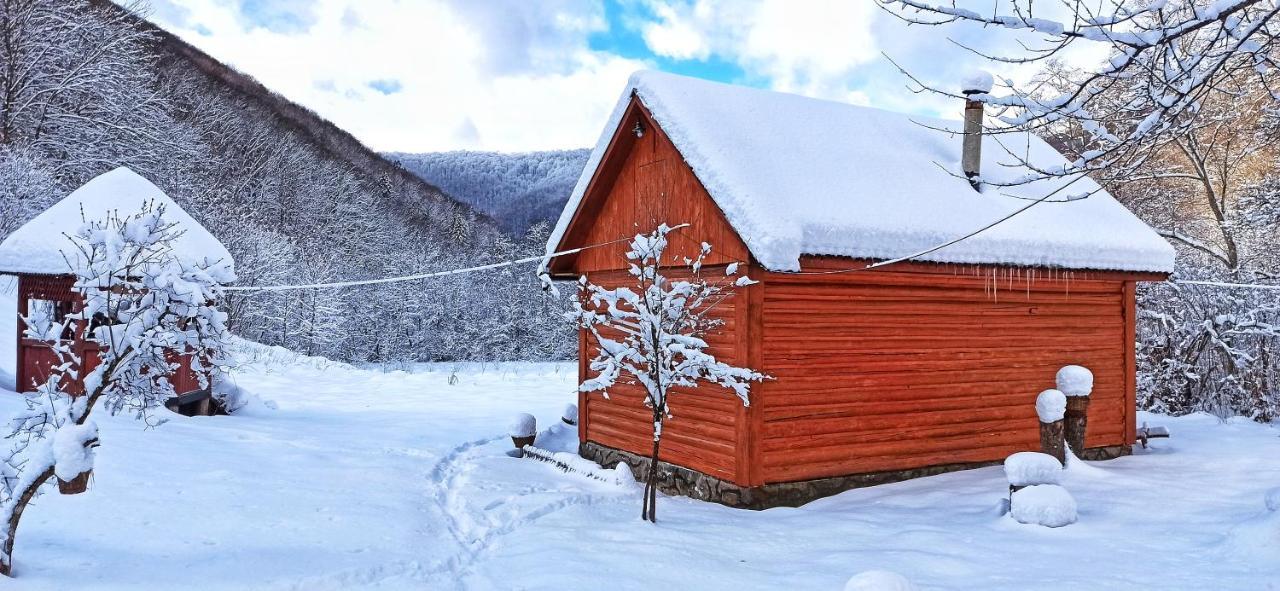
[{"x1": 221, "y1": 235, "x2": 634, "y2": 293}]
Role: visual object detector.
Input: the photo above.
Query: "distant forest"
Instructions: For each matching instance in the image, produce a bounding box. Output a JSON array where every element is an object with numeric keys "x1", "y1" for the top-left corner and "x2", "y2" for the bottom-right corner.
[
  {"x1": 390, "y1": 149, "x2": 589, "y2": 235},
  {"x1": 0, "y1": 0, "x2": 573, "y2": 364}
]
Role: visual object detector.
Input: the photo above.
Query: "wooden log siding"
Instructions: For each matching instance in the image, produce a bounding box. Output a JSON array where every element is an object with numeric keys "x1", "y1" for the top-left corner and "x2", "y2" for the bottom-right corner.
[
  {"x1": 753, "y1": 266, "x2": 1130, "y2": 484},
  {"x1": 554, "y1": 93, "x2": 1155, "y2": 495},
  {"x1": 577, "y1": 269, "x2": 745, "y2": 482}
]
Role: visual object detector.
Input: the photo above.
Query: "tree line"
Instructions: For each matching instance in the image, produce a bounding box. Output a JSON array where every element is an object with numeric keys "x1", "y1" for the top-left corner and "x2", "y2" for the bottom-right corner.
[{"x1": 0, "y1": 0, "x2": 574, "y2": 364}]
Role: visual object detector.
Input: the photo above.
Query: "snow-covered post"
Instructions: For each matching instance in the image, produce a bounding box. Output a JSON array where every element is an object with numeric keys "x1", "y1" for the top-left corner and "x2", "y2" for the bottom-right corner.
[
  {"x1": 0, "y1": 204, "x2": 233, "y2": 576},
  {"x1": 561, "y1": 403, "x2": 578, "y2": 426},
  {"x1": 568, "y1": 224, "x2": 767, "y2": 523},
  {"x1": 1057, "y1": 366, "x2": 1094, "y2": 455},
  {"x1": 1035, "y1": 389, "x2": 1067, "y2": 465}
]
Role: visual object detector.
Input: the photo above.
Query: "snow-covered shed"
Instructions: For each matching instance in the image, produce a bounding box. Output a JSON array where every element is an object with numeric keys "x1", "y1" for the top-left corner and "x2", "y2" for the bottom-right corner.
[
  {"x1": 0, "y1": 167, "x2": 233, "y2": 415},
  {"x1": 545, "y1": 71, "x2": 1174, "y2": 508}
]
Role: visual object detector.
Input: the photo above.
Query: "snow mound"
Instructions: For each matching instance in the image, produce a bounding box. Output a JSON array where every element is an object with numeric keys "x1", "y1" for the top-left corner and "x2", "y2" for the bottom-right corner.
[
  {"x1": 547, "y1": 70, "x2": 1174, "y2": 274},
  {"x1": 1010, "y1": 484, "x2": 1077, "y2": 527},
  {"x1": 844, "y1": 570, "x2": 916, "y2": 591},
  {"x1": 508, "y1": 413, "x2": 537, "y2": 438},
  {"x1": 1035, "y1": 389, "x2": 1066, "y2": 422},
  {"x1": 960, "y1": 70, "x2": 994, "y2": 94},
  {"x1": 1056, "y1": 365, "x2": 1094, "y2": 397},
  {"x1": 1004, "y1": 452, "x2": 1063, "y2": 486},
  {"x1": 1266, "y1": 487, "x2": 1280, "y2": 512},
  {"x1": 52, "y1": 422, "x2": 98, "y2": 481},
  {"x1": 0, "y1": 167, "x2": 234, "y2": 277}
]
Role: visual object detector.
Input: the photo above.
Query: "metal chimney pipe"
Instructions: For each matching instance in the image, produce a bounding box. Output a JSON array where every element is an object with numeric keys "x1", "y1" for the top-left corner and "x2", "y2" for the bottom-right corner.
[
  {"x1": 960, "y1": 71, "x2": 992, "y2": 191},
  {"x1": 961, "y1": 94, "x2": 983, "y2": 187}
]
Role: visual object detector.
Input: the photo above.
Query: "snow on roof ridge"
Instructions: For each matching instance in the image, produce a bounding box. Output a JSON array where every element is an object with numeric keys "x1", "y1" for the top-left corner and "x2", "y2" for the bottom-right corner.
[
  {"x1": 0, "y1": 166, "x2": 235, "y2": 277},
  {"x1": 548, "y1": 70, "x2": 1175, "y2": 274}
]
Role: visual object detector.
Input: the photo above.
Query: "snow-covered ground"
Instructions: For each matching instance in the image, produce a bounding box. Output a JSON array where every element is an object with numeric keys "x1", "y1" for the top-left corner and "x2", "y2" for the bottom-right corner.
[{"x1": 0, "y1": 287, "x2": 1277, "y2": 589}]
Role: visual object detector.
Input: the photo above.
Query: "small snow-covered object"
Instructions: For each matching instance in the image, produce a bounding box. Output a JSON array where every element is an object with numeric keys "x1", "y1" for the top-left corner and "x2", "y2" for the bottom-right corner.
[
  {"x1": 1010, "y1": 484, "x2": 1077, "y2": 527},
  {"x1": 1035, "y1": 389, "x2": 1066, "y2": 423},
  {"x1": 508, "y1": 413, "x2": 536, "y2": 438},
  {"x1": 1056, "y1": 365, "x2": 1094, "y2": 397},
  {"x1": 1265, "y1": 487, "x2": 1280, "y2": 512},
  {"x1": 844, "y1": 570, "x2": 916, "y2": 591},
  {"x1": 960, "y1": 70, "x2": 994, "y2": 94},
  {"x1": 1004, "y1": 452, "x2": 1063, "y2": 487},
  {"x1": 52, "y1": 422, "x2": 98, "y2": 482},
  {"x1": 561, "y1": 403, "x2": 578, "y2": 426}
]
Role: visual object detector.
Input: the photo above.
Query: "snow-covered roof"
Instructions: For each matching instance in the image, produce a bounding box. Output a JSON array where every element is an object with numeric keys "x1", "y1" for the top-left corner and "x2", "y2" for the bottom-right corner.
[
  {"x1": 0, "y1": 167, "x2": 234, "y2": 276},
  {"x1": 549, "y1": 71, "x2": 1174, "y2": 274}
]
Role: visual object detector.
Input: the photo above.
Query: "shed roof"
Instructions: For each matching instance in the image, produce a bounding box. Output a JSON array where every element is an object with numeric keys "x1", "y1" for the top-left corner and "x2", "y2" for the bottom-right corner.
[
  {"x1": 548, "y1": 71, "x2": 1174, "y2": 274},
  {"x1": 0, "y1": 167, "x2": 234, "y2": 276}
]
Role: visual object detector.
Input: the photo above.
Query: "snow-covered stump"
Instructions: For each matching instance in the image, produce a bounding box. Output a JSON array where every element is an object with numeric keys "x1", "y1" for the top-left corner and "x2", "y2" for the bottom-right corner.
[
  {"x1": 1057, "y1": 366, "x2": 1094, "y2": 455},
  {"x1": 844, "y1": 570, "x2": 916, "y2": 591},
  {"x1": 508, "y1": 413, "x2": 536, "y2": 457},
  {"x1": 1036, "y1": 389, "x2": 1067, "y2": 465},
  {"x1": 1009, "y1": 484, "x2": 1078, "y2": 528},
  {"x1": 1004, "y1": 452, "x2": 1063, "y2": 495},
  {"x1": 561, "y1": 403, "x2": 578, "y2": 426}
]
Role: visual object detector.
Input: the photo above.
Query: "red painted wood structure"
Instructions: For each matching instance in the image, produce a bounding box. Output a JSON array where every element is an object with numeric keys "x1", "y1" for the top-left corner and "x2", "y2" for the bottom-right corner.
[
  {"x1": 11, "y1": 274, "x2": 210, "y2": 415},
  {"x1": 546, "y1": 85, "x2": 1170, "y2": 503},
  {"x1": 2, "y1": 167, "x2": 231, "y2": 416}
]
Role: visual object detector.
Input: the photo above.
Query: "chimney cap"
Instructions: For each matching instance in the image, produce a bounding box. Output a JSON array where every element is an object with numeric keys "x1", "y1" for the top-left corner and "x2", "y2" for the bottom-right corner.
[{"x1": 960, "y1": 70, "x2": 994, "y2": 95}]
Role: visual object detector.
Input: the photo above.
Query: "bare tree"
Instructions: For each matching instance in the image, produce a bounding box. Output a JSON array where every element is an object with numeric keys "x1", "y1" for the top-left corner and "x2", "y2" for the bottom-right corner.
[
  {"x1": 0, "y1": 204, "x2": 233, "y2": 576},
  {"x1": 878, "y1": 1, "x2": 1280, "y2": 188},
  {"x1": 568, "y1": 225, "x2": 767, "y2": 522}
]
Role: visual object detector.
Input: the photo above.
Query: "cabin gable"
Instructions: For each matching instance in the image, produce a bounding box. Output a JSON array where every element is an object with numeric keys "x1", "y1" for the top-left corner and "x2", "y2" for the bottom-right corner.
[{"x1": 551, "y1": 96, "x2": 749, "y2": 275}]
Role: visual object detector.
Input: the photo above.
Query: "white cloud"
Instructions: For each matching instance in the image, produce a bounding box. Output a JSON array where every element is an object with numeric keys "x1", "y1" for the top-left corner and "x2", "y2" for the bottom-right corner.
[
  {"x1": 147, "y1": 0, "x2": 645, "y2": 152},
  {"x1": 639, "y1": 0, "x2": 879, "y2": 98}
]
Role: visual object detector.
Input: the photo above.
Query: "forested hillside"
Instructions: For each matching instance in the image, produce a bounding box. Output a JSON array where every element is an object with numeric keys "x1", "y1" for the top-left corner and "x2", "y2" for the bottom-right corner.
[
  {"x1": 0, "y1": 0, "x2": 572, "y2": 362},
  {"x1": 390, "y1": 149, "x2": 589, "y2": 234}
]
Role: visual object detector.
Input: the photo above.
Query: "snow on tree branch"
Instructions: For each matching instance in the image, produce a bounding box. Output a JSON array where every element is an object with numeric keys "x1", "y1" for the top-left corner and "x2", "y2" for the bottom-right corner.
[
  {"x1": 878, "y1": 0, "x2": 1280, "y2": 185},
  {"x1": 568, "y1": 224, "x2": 767, "y2": 522},
  {"x1": 0, "y1": 203, "x2": 233, "y2": 575}
]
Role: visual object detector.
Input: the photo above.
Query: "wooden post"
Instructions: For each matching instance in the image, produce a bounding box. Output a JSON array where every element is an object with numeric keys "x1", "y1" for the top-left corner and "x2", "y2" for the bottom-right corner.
[
  {"x1": 1065, "y1": 396, "x2": 1091, "y2": 454},
  {"x1": 1036, "y1": 389, "x2": 1067, "y2": 465},
  {"x1": 1039, "y1": 419, "x2": 1066, "y2": 465}
]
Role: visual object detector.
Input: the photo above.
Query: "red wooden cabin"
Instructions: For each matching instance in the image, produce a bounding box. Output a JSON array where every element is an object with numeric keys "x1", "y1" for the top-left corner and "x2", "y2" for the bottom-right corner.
[
  {"x1": 544, "y1": 72, "x2": 1175, "y2": 508},
  {"x1": 1, "y1": 167, "x2": 234, "y2": 416}
]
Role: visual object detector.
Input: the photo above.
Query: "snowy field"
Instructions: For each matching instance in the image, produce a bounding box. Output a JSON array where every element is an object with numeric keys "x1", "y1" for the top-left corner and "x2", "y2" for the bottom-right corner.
[{"x1": 0, "y1": 287, "x2": 1278, "y2": 589}]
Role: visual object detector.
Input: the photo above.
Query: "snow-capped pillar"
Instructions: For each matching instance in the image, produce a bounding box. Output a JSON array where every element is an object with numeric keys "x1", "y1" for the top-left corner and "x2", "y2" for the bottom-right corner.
[
  {"x1": 959, "y1": 71, "x2": 992, "y2": 189},
  {"x1": 1057, "y1": 366, "x2": 1094, "y2": 455},
  {"x1": 1036, "y1": 389, "x2": 1067, "y2": 465}
]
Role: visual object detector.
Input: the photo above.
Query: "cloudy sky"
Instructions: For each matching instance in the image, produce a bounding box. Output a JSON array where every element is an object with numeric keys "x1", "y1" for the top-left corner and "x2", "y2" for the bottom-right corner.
[{"x1": 145, "y1": 0, "x2": 1106, "y2": 153}]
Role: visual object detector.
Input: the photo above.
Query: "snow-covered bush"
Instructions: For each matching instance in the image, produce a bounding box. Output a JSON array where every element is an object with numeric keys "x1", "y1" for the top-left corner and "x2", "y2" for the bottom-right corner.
[
  {"x1": 1138, "y1": 282, "x2": 1280, "y2": 422},
  {"x1": 1056, "y1": 366, "x2": 1093, "y2": 398},
  {"x1": 1010, "y1": 485, "x2": 1078, "y2": 528},
  {"x1": 1035, "y1": 389, "x2": 1066, "y2": 423},
  {"x1": 1004, "y1": 452, "x2": 1063, "y2": 488},
  {"x1": 844, "y1": 570, "x2": 916, "y2": 591},
  {"x1": 569, "y1": 224, "x2": 767, "y2": 522},
  {"x1": 508, "y1": 413, "x2": 537, "y2": 439},
  {"x1": 0, "y1": 204, "x2": 232, "y2": 576}
]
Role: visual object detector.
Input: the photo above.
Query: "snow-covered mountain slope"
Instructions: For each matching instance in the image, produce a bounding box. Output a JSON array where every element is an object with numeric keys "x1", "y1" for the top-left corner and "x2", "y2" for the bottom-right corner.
[
  {"x1": 0, "y1": 357, "x2": 1275, "y2": 589},
  {"x1": 390, "y1": 149, "x2": 589, "y2": 235}
]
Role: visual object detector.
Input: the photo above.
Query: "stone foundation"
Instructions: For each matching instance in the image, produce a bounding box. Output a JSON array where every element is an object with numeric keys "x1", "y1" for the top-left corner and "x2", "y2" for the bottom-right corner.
[{"x1": 581, "y1": 440, "x2": 1131, "y2": 509}]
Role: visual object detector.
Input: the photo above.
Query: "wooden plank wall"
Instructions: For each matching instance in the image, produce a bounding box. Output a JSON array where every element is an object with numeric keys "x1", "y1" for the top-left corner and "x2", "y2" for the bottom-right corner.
[
  {"x1": 755, "y1": 265, "x2": 1131, "y2": 484},
  {"x1": 572, "y1": 101, "x2": 749, "y2": 274},
  {"x1": 579, "y1": 269, "x2": 745, "y2": 482},
  {"x1": 572, "y1": 105, "x2": 754, "y2": 484}
]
